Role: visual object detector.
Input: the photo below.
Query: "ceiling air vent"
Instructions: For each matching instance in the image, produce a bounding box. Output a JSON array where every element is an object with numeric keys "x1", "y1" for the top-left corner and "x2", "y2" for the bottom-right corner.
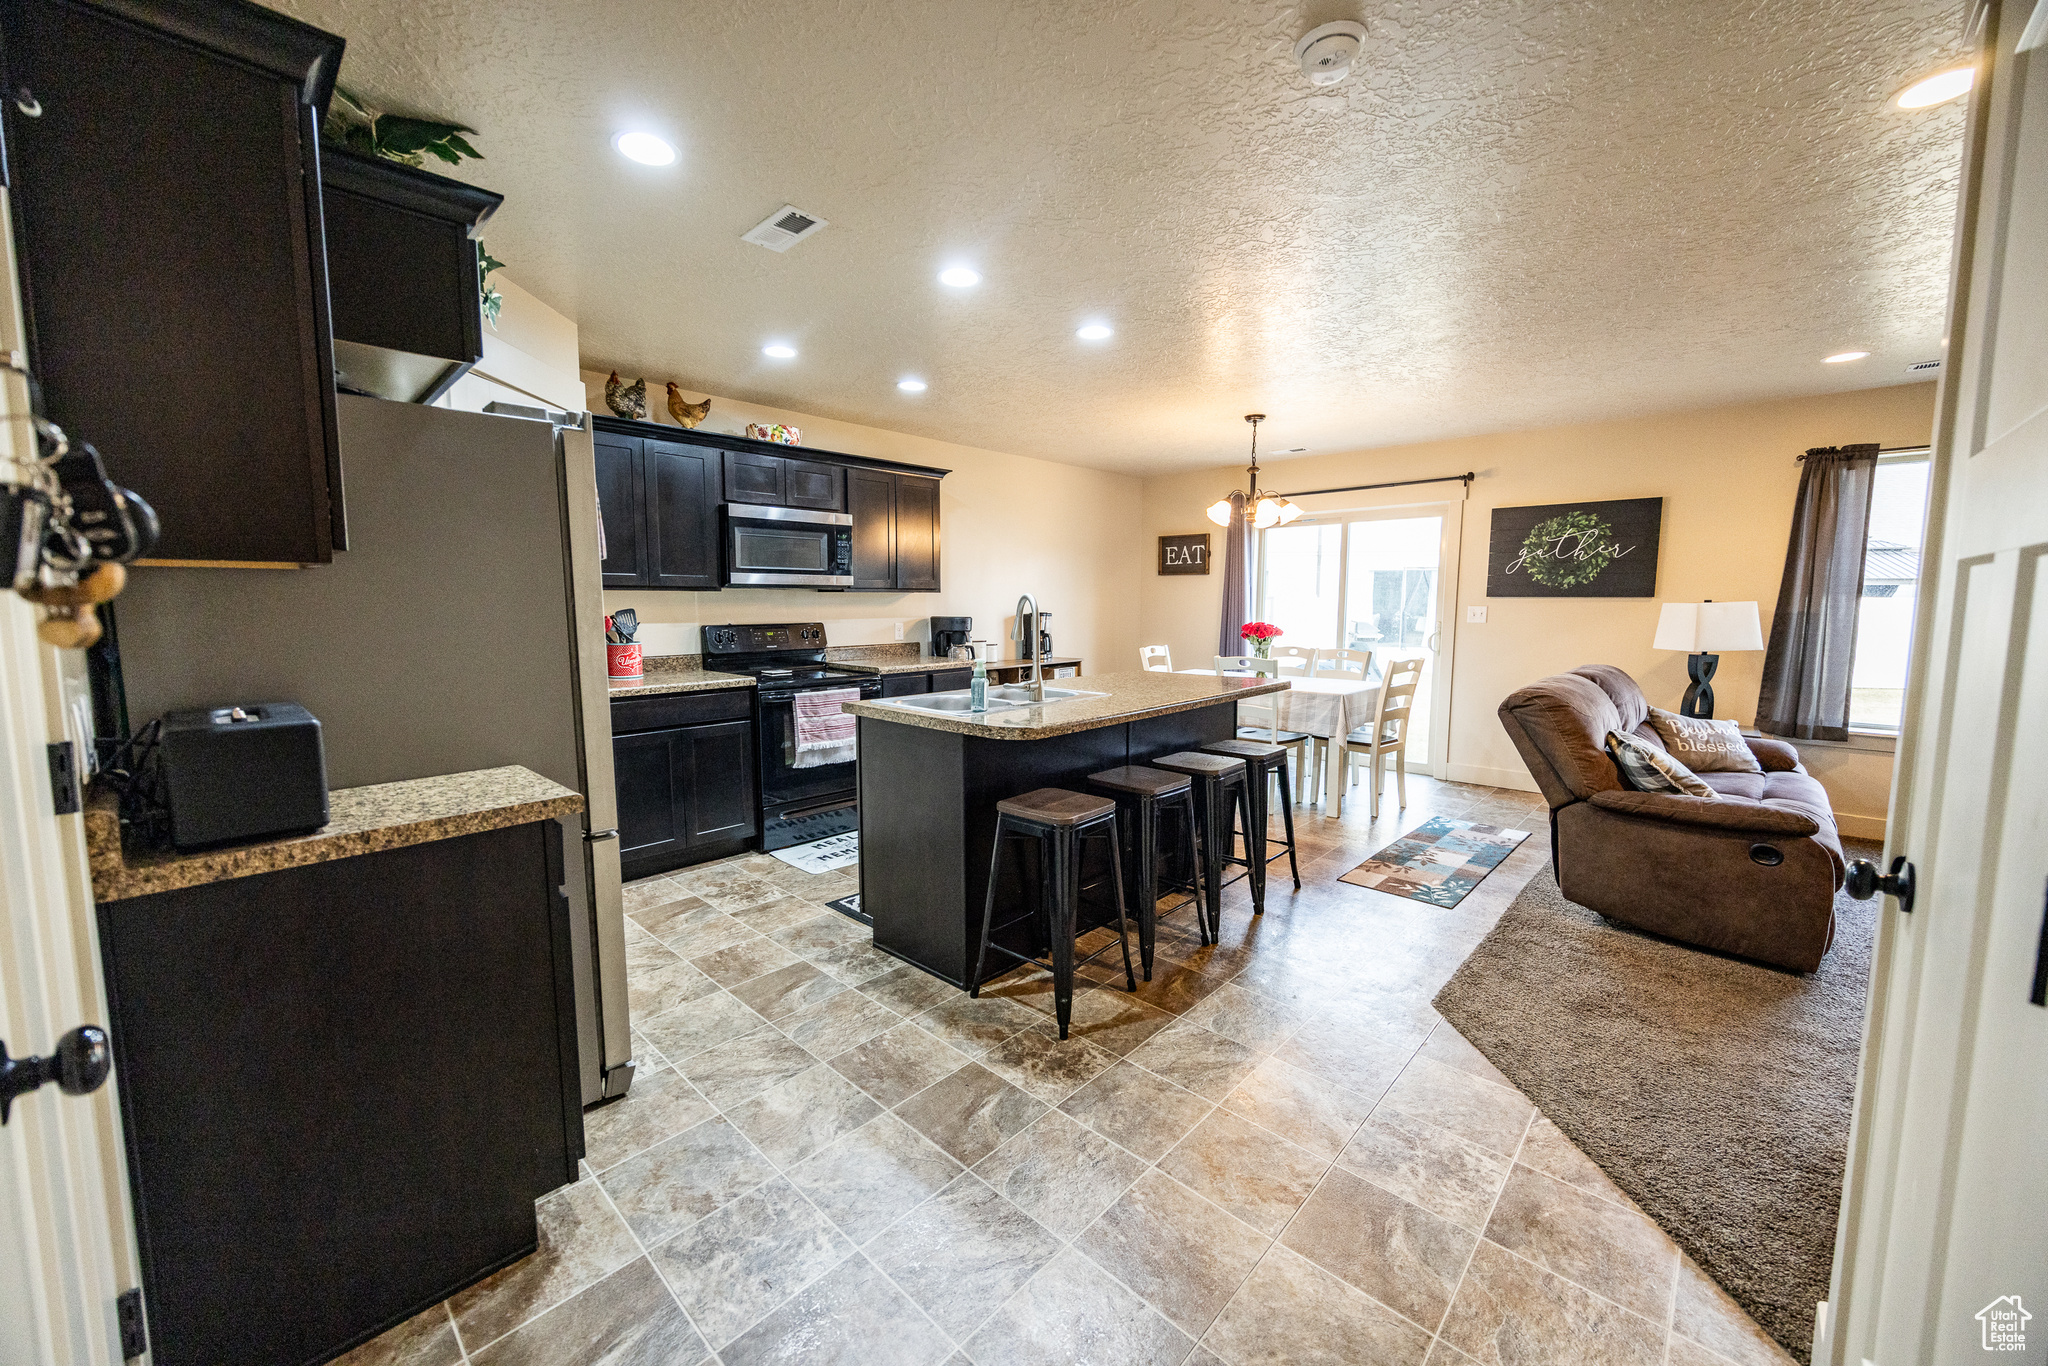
[
  {"x1": 742, "y1": 205, "x2": 828, "y2": 253},
  {"x1": 1906, "y1": 359, "x2": 1942, "y2": 374}
]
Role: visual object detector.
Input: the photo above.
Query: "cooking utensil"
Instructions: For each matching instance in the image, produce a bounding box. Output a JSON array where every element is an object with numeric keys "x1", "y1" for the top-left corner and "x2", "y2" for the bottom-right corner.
[{"x1": 612, "y1": 608, "x2": 638, "y2": 642}]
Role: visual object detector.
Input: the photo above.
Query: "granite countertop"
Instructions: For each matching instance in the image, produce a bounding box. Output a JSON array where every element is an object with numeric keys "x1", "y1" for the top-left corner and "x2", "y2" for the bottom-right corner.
[
  {"x1": 845, "y1": 670, "x2": 1288, "y2": 740},
  {"x1": 87, "y1": 765, "x2": 585, "y2": 902},
  {"x1": 607, "y1": 669, "x2": 754, "y2": 699}
]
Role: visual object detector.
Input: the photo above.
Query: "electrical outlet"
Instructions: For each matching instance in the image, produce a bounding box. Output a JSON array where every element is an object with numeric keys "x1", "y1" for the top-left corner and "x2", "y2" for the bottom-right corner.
[
  {"x1": 1466, "y1": 605, "x2": 1487, "y2": 623},
  {"x1": 893, "y1": 622, "x2": 905, "y2": 640}
]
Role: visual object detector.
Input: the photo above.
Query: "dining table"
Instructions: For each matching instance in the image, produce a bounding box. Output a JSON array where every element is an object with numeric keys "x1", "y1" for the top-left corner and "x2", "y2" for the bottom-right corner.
[{"x1": 1175, "y1": 668, "x2": 1383, "y2": 814}]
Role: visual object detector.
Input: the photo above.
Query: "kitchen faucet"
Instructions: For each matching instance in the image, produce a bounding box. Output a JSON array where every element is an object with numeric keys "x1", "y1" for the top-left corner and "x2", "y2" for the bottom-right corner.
[{"x1": 1014, "y1": 594, "x2": 1044, "y2": 702}]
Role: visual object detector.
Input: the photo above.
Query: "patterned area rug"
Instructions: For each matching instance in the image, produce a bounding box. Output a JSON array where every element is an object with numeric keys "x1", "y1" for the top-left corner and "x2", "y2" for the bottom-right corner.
[{"x1": 1337, "y1": 815, "x2": 1532, "y2": 906}]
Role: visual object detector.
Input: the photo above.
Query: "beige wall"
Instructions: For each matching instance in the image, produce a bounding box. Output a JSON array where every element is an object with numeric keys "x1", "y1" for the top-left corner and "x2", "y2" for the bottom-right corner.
[
  {"x1": 582, "y1": 374, "x2": 1146, "y2": 670},
  {"x1": 1137, "y1": 384, "x2": 1938, "y2": 838},
  {"x1": 439, "y1": 276, "x2": 586, "y2": 414}
]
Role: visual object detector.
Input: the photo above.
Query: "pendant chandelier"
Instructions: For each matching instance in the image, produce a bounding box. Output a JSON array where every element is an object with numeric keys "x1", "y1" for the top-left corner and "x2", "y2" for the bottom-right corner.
[{"x1": 1205, "y1": 414, "x2": 1303, "y2": 529}]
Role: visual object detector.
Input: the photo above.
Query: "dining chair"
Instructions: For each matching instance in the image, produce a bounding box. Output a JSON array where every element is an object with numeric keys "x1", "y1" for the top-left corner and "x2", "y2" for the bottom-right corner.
[
  {"x1": 1311, "y1": 646, "x2": 1374, "y2": 679},
  {"x1": 1217, "y1": 658, "x2": 1315, "y2": 809},
  {"x1": 1270, "y1": 644, "x2": 1317, "y2": 677},
  {"x1": 1139, "y1": 644, "x2": 1173, "y2": 672},
  {"x1": 1343, "y1": 655, "x2": 1423, "y2": 820}
]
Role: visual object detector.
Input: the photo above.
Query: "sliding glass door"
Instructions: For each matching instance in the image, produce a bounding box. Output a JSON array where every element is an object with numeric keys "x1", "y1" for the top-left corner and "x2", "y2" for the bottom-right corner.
[{"x1": 1257, "y1": 504, "x2": 1458, "y2": 772}]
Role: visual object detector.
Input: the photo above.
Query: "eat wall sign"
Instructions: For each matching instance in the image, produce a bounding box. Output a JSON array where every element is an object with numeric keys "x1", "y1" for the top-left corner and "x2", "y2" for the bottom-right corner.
[{"x1": 1159, "y1": 533, "x2": 1211, "y2": 575}]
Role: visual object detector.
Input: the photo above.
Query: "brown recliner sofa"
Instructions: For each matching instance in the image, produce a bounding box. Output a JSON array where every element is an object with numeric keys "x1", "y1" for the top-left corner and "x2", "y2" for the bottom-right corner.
[{"x1": 1497, "y1": 665, "x2": 1844, "y2": 972}]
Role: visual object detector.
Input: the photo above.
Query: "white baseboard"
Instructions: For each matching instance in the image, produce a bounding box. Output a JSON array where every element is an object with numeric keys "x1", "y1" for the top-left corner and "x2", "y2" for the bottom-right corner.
[
  {"x1": 1834, "y1": 812, "x2": 1887, "y2": 841},
  {"x1": 1444, "y1": 763, "x2": 1541, "y2": 793}
]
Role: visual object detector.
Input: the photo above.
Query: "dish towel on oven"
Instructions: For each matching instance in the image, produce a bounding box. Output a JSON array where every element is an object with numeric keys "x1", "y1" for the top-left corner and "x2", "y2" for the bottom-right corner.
[{"x1": 792, "y1": 688, "x2": 860, "y2": 769}]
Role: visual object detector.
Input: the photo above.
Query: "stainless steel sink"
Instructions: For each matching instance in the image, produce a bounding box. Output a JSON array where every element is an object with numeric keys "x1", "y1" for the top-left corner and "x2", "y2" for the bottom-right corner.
[
  {"x1": 986, "y1": 685, "x2": 1104, "y2": 703},
  {"x1": 878, "y1": 685, "x2": 1104, "y2": 716}
]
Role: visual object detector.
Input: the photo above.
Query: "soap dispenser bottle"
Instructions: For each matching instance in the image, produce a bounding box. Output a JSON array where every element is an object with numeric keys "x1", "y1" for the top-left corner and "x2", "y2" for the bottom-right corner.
[{"x1": 970, "y1": 658, "x2": 988, "y2": 712}]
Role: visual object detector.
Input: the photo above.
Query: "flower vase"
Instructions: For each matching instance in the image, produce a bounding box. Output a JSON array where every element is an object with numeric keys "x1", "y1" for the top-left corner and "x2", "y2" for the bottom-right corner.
[{"x1": 1251, "y1": 640, "x2": 1271, "y2": 659}]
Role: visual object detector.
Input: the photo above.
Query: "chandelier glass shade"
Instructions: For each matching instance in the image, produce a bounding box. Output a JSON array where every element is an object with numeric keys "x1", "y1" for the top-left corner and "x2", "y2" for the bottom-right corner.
[{"x1": 1205, "y1": 415, "x2": 1302, "y2": 528}]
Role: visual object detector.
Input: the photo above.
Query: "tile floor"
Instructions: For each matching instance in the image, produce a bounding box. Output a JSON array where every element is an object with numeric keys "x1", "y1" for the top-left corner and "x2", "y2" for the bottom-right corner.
[{"x1": 343, "y1": 774, "x2": 1799, "y2": 1366}]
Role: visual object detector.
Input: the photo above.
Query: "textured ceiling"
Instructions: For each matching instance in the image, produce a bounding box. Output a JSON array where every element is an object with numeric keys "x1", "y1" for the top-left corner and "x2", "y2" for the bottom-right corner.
[{"x1": 268, "y1": 0, "x2": 1968, "y2": 473}]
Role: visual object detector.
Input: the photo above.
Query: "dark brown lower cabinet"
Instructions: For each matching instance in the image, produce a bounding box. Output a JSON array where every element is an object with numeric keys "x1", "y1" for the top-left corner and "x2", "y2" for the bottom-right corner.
[
  {"x1": 880, "y1": 672, "x2": 931, "y2": 698},
  {"x1": 97, "y1": 821, "x2": 583, "y2": 1366},
  {"x1": 614, "y1": 705, "x2": 759, "y2": 878}
]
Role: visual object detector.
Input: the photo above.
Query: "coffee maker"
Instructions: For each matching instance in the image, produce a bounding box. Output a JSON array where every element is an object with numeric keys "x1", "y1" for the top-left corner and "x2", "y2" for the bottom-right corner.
[
  {"x1": 1016, "y1": 611, "x2": 1053, "y2": 660},
  {"x1": 930, "y1": 616, "x2": 973, "y2": 658}
]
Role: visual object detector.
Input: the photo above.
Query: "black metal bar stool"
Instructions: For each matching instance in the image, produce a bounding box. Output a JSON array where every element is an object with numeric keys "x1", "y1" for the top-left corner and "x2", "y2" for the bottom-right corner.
[
  {"x1": 1201, "y1": 737, "x2": 1302, "y2": 899},
  {"x1": 1088, "y1": 765, "x2": 1205, "y2": 981},
  {"x1": 971, "y1": 788, "x2": 1135, "y2": 1038},
  {"x1": 1149, "y1": 752, "x2": 1257, "y2": 938}
]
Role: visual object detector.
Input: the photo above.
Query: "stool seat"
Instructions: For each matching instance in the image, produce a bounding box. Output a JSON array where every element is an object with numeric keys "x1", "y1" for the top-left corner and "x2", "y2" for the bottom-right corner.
[
  {"x1": 996, "y1": 787, "x2": 1118, "y2": 826},
  {"x1": 1152, "y1": 752, "x2": 1246, "y2": 778},
  {"x1": 1089, "y1": 765, "x2": 1192, "y2": 798},
  {"x1": 1203, "y1": 738, "x2": 1287, "y2": 761}
]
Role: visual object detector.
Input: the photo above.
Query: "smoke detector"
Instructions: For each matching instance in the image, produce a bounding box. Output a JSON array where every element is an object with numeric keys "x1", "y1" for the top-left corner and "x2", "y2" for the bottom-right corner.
[
  {"x1": 742, "y1": 205, "x2": 828, "y2": 253},
  {"x1": 1294, "y1": 21, "x2": 1367, "y2": 87}
]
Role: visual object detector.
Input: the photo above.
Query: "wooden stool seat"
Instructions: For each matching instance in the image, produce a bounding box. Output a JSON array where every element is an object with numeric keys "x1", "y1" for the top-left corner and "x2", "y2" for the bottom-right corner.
[
  {"x1": 1089, "y1": 766, "x2": 1192, "y2": 799},
  {"x1": 1204, "y1": 738, "x2": 1287, "y2": 761},
  {"x1": 997, "y1": 788, "x2": 1118, "y2": 826},
  {"x1": 1239, "y1": 725, "x2": 1313, "y2": 744},
  {"x1": 1152, "y1": 752, "x2": 1246, "y2": 779}
]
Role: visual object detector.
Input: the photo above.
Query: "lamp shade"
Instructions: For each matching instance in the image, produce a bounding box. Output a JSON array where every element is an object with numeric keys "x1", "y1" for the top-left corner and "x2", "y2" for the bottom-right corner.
[{"x1": 1653, "y1": 601, "x2": 1764, "y2": 653}]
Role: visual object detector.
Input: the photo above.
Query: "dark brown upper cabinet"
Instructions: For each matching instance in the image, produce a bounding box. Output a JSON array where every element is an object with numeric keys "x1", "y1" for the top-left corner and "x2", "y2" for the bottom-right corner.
[
  {"x1": 723, "y1": 449, "x2": 844, "y2": 511},
  {"x1": 2, "y1": 0, "x2": 348, "y2": 565},
  {"x1": 641, "y1": 440, "x2": 719, "y2": 590},
  {"x1": 594, "y1": 433, "x2": 645, "y2": 588},
  {"x1": 894, "y1": 475, "x2": 941, "y2": 592},
  {"x1": 846, "y1": 467, "x2": 897, "y2": 591},
  {"x1": 322, "y1": 146, "x2": 502, "y2": 404}
]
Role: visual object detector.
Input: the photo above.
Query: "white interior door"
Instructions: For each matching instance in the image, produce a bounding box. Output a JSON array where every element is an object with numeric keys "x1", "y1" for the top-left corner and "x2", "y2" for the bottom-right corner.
[
  {"x1": 1829, "y1": 3, "x2": 2048, "y2": 1362},
  {"x1": 0, "y1": 200, "x2": 142, "y2": 1365}
]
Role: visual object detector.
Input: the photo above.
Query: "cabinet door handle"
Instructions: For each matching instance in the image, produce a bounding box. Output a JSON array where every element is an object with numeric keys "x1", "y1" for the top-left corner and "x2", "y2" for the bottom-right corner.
[{"x1": 585, "y1": 828, "x2": 619, "y2": 842}]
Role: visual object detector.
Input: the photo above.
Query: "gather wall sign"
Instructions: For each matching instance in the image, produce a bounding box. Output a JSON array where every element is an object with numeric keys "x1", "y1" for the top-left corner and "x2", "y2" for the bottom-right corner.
[{"x1": 1486, "y1": 497, "x2": 1663, "y2": 597}]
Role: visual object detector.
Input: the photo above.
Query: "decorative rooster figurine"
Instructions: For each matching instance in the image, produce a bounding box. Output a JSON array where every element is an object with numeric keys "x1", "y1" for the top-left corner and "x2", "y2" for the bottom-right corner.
[
  {"x1": 666, "y1": 383, "x2": 711, "y2": 429},
  {"x1": 604, "y1": 370, "x2": 647, "y2": 420}
]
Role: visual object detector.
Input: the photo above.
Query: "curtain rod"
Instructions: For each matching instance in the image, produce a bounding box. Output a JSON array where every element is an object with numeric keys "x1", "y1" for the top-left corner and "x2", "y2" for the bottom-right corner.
[{"x1": 1282, "y1": 471, "x2": 1476, "y2": 498}]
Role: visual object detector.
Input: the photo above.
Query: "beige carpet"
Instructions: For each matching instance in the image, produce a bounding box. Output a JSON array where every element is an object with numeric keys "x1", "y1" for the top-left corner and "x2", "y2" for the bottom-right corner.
[{"x1": 1432, "y1": 850, "x2": 1879, "y2": 1358}]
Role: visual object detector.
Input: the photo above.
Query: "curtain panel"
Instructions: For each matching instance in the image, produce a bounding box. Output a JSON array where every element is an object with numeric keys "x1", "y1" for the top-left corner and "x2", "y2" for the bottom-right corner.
[
  {"x1": 1217, "y1": 493, "x2": 1250, "y2": 658},
  {"x1": 1757, "y1": 443, "x2": 1880, "y2": 741}
]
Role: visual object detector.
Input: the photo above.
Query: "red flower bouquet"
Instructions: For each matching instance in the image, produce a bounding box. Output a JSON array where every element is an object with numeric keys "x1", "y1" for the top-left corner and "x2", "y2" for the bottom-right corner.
[{"x1": 1240, "y1": 621, "x2": 1283, "y2": 658}]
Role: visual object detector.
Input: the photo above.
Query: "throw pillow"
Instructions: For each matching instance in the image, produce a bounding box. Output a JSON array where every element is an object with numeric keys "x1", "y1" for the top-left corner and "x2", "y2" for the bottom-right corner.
[
  {"x1": 1605, "y1": 730, "x2": 1719, "y2": 799},
  {"x1": 1647, "y1": 707, "x2": 1763, "y2": 774}
]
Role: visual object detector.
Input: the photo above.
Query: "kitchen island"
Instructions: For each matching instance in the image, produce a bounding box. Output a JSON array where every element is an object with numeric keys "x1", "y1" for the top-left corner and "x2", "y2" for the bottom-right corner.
[{"x1": 848, "y1": 670, "x2": 1289, "y2": 985}]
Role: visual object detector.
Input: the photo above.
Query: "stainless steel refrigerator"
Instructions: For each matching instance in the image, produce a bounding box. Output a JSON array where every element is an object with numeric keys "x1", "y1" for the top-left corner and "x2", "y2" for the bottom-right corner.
[{"x1": 115, "y1": 395, "x2": 633, "y2": 1105}]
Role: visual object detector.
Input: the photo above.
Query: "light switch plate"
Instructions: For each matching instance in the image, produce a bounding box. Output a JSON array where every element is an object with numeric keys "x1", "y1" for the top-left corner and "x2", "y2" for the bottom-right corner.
[
  {"x1": 1466, "y1": 605, "x2": 1488, "y2": 623},
  {"x1": 894, "y1": 622, "x2": 905, "y2": 640}
]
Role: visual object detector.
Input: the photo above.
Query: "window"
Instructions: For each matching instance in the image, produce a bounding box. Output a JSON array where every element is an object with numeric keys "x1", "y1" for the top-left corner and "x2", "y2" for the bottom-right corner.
[{"x1": 1848, "y1": 454, "x2": 1931, "y2": 732}]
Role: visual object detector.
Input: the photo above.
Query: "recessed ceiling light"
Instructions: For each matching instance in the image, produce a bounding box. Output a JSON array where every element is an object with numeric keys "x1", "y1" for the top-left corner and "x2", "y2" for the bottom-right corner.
[
  {"x1": 937, "y1": 266, "x2": 981, "y2": 288},
  {"x1": 762, "y1": 343, "x2": 797, "y2": 359},
  {"x1": 1896, "y1": 67, "x2": 1974, "y2": 109},
  {"x1": 1823, "y1": 351, "x2": 1870, "y2": 363},
  {"x1": 612, "y1": 131, "x2": 677, "y2": 166},
  {"x1": 897, "y1": 377, "x2": 927, "y2": 393},
  {"x1": 1076, "y1": 323, "x2": 1114, "y2": 341}
]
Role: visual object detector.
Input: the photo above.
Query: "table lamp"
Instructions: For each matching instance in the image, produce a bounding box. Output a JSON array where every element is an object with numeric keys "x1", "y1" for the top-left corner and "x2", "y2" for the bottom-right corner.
[{"x1": 1653, "y1": 600, "x2": 1764, "y2": 719}]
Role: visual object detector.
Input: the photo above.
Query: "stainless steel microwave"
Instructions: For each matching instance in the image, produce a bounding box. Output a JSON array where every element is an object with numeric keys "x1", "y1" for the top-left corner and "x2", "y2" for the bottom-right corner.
[{"x1": 721, "y1": 505, "x2": 854, "y2": 587}]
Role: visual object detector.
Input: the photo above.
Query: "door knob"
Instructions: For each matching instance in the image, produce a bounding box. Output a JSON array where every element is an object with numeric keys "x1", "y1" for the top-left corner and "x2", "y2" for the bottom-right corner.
[
  {"x1": 1846, "y1": 856, "x2": 1916, "y2": 914},
  {"x1": 0, "y1": 1025, "x2": 111, "y2": 1123}
]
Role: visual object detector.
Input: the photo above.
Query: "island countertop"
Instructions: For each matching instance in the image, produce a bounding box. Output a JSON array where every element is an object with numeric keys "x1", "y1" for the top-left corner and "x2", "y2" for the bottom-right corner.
[
  {"x1": 87, "y1": 764, "x2": 585, "y2": 902},
  {"x1": 844, "y1": 669, "x2": 1288, "y2": 740}
]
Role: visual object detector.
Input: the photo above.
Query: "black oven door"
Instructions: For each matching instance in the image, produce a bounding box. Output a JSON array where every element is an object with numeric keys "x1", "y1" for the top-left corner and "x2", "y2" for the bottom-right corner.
[
  {"x1": 723, "y1": 506, "x2": 854, "y2": 588},
  {"x1": 755, "y1": 679, "x2": 881, "y2": 847}
]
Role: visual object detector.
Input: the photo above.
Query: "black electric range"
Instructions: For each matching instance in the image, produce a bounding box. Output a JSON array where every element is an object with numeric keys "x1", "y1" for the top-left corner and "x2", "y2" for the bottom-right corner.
[{"x1": 702, "y1": 622, "x2": 881, "y2": 850}]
